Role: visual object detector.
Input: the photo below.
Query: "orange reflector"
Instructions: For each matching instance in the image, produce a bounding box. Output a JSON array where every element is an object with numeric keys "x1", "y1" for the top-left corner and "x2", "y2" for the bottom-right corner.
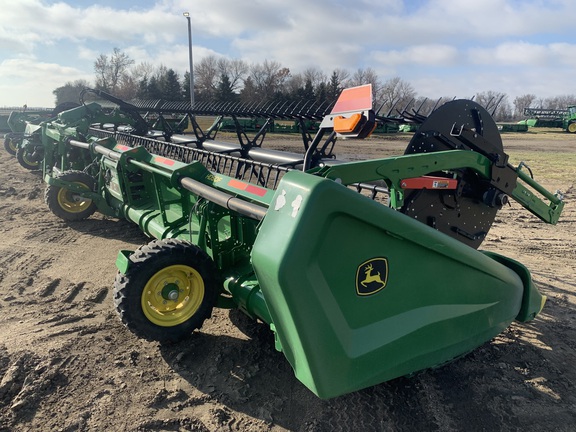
[
  {"x1": 400, "y1": 176, "x2": 458, "y2": 190},
  {"x1": 331, "y1": 84, "x2": 373, "y2": 114},
  {"x1": 334, "y1": 113, "x2": 362, "y2": 134}
]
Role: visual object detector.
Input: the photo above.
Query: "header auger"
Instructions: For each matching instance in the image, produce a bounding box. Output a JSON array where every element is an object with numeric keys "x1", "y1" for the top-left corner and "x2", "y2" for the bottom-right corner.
[{"x1": 20, "y1": 85, "x2": 563, "y2": 399}]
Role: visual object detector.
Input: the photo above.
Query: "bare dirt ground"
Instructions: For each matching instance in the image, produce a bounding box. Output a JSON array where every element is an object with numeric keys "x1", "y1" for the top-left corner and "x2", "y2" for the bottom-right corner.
[{"x1": 0, "y1": 129, "x2": 575, "y2": 431}]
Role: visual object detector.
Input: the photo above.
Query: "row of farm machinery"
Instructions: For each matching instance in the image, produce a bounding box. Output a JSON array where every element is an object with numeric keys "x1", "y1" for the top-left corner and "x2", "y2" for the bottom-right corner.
[{"x1": 1, "y1": 86, "x2": 564, "y2": 398}]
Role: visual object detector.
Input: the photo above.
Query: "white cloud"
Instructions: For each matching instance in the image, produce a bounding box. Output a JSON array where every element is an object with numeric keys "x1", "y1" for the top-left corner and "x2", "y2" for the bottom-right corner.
[
  {"x1": 372, "y1": 45, "x2": 459, "y2": 67},
  {"x1": 468, "y1": 41, "x2": 576, "y2": 69},
  {"x1": 0, "y1": 58, "x2": 92, "y2": 107},
  {"x1": 151, "y1": 44, "x2": 224, "y2": 74},
  {"x1": 549, "y1": 43, "x2": 576, "y2": 67},
  {"x1": 0, "y1": 0, "x2": 182, "y2": 51},
  {"x1": 469, "y1": 42, "x2": 550, "y2": 66},
  {"x1": 1, "y1": 0, "x2": 576, "y2": 106},
  {"x1": 77, "y1": 46, "x2": 100, "y2": 62},
  {"x1": 401, "y1": 0, "x2": 574, "y2": 42}
]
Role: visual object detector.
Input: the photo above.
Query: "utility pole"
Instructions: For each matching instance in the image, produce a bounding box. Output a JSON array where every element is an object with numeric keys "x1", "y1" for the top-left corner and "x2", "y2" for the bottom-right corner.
[{"x1": 183, "y1": 12, "x2": 194, "y2": 106}]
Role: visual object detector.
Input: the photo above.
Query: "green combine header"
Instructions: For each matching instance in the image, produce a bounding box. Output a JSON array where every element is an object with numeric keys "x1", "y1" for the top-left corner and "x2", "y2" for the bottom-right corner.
[
  {"x1": 521, "y1": 106, "x2": 576, "y2": 132},
  {"x1": 21, "y1": 85, "x2": 564, "y2": 399}
]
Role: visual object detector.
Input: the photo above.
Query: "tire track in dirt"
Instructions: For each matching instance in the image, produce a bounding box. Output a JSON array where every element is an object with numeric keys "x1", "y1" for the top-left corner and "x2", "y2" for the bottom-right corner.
[
  {"x1": 0, "y1": 250, "x2": 27, "y2": 285},
  {"x1": 0, "y1": 251, "x2": 55, "y2": 300},
  {"x1": 0, "y1": 347, "x2": 81, "y2": 429},
  {"x1": 22, "y1": 221, "x2": 80, "y2": 245},
  {"x1": 1, "y1": 274, "x2": 113, "y2": 349},
  {"x1": 0, "y1": 267, "x2": 122, "y2": 431},
  {"x1": 36, "y1": 278, "x2": 62, "y2": 298}
]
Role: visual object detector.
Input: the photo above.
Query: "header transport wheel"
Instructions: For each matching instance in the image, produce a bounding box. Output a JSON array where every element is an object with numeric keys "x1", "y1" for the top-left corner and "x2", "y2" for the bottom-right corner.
[
  {"x1": 3, "y1": 135, "x2": 17, "y2": 155},
  {"x1": 113, "y1": 239, "x2": 219, "y2": 343},
  {"x1": 44, "y1": 170, "x2": 97, "y2": 221},
  {"x1": 402, "y1": 100, "x2": 505, "y2": 249},
  {"x1": 16, "y1": 146, "x2": 41, "y2": 170}
]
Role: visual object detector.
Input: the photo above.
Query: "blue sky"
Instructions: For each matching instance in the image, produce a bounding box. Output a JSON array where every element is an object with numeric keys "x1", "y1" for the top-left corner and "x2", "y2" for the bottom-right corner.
[{"x1": 0, "y1": 0, "x2": 575, "y2": 107}]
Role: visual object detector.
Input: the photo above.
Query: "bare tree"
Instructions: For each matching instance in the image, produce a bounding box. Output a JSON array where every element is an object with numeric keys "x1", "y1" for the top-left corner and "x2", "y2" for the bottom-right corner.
[
  {"x1": 407, "y1": 96, "x2": 454, "y2": 118},
  {"x1": 217, "y1": 58, "x2": 248, "y2": 93},
  {"x1": 302, "y1": 67, "x2": 327, "y2": 89},
  {"x1": 513, "y1": 94, "x2": 537, "y2": 119},
  {"x1": 94, "y1": 48, "x2": 135, "y2": 95},
  {"x1": 248, "y1": 60, "x2": 290, "y2": 101},
  {"x1": 542, "y1": 95, "x2": 576, "y2": 110},
  {"x1": 378, "y1": 77, "x2": 416, "y2": 115},
  {"x1": 475, "y1": 91, "x2": 512, "y2": 121},
  {"x1": 131, "y1": 62, "x2": 155, "y2": 85},
  {"x1": 495, "y1": 97, "x2": 513, "y2": 122},
  {"x1": 346, "y1": 68, "x2": 382, "y2": 103},
  {"x1": 194, "y1": 55, "x2": 220, "y2": 100},
  {"x1": 121, "y1": 62, "x2": 157, "y2": 100},
  {"x1": 116, "y1": 75, "x2": 139, "y2": 100},
  {"x1": 284, "y1": 73, "x2": 305, "y2": 97},
  {"x1": 52, "y1": 79, "x2": 92, "y2": 105}
]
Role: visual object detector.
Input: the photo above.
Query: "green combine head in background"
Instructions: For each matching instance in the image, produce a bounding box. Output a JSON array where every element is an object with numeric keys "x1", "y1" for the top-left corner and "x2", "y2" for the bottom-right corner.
[{"x1": 2, "y1": 104, "x2": 70, "y2": 158}]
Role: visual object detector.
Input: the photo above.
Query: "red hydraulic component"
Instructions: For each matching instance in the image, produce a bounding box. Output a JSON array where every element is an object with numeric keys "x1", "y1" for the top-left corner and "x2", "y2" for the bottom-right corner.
[{"x1": 400, "y1": 176, "x2": 458, "y2": 190}]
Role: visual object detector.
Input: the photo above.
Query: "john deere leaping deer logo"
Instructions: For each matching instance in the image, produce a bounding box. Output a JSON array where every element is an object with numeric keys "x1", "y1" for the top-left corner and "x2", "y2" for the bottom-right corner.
[{"x1": 356, "y1": 258, "x2": 388, "y2": 296}]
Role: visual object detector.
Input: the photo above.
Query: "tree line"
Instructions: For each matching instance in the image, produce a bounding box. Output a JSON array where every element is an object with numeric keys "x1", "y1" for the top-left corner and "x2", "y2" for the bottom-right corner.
[{"x1": 53, "y1": 48, "x2": 576, "y2": 122}]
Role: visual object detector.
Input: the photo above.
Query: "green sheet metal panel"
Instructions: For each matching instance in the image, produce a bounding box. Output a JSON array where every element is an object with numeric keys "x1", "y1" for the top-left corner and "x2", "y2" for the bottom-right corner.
[{"x1": 252, "y1": 170, "x2": 531, "y2": 398}]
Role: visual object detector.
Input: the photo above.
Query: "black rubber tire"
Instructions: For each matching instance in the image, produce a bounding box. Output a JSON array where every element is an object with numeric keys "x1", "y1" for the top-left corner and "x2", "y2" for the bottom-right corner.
[
  {"x1": 44, "y1": 170, "x2": 97, "y2": 221},
  {"x1": 113, "y1": 238, "x2": 219, "y2": 343},
  {"x1": 3, "y1": 135, "x2": 17, "y2": 155},
  {"x1": 566, "y1": 121, "x2": 576, "y2": 134},
  {"x1": 16, "y1": 145, "x2": 41, "y2": 170}
]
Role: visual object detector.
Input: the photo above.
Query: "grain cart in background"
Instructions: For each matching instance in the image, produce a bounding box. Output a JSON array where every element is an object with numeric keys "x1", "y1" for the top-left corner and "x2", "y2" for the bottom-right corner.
[{"x1": 43, "y1": 85, "x2": 564, "y2": 398}]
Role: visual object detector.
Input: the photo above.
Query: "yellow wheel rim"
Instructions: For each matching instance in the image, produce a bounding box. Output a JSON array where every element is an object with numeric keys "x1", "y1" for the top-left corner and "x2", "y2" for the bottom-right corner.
[
  {"x1": 568, "y1": 123, "x2": 576, "y2": 133},
  {"x1": 57, "y1": 182, "x2": 92, "y2": 213},
  {"x1": 8, "y1": 140, "x2": 17, "y2": 153},
  {"x1": 21, "y1": 152, "x2": 39, "y2": 167},
  {"x1": 141, "y1": 264, "x2": 205, "y2": 327}
]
